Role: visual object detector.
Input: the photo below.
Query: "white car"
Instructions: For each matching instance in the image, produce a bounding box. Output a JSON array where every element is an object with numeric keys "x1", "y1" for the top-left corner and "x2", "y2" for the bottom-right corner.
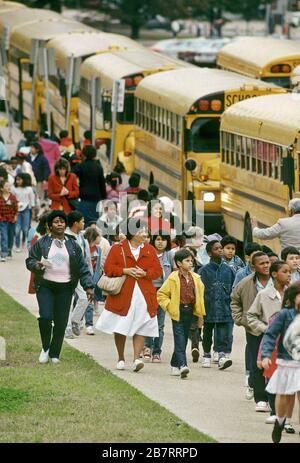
[
  {"x1": 151, "y1": 38, "x2": 207, "y2": 59},
  {"x1": 177, "y1": 38, "x2": 231, "y2": 65}
]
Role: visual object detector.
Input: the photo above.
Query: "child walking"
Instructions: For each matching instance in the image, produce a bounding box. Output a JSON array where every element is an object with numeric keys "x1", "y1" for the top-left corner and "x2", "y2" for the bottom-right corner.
[
  {"x1": 13, "y1": 173, "x2": 35, "y2": 252},
  {"x1": 157, "y1": 249, "x2": 205, "y2": 379},
  {"x1": 143, "y1": 231, "x2": 172, "y2": 362},
  {"x1": 261, "y1": 281, "x2": 300, "y2": 443},
  {"x1": 0, "y1": 180, "x2": 18, "y2": 261},
  {"x1": 200, "y1": 240, "x2": 235, "y2": 370},
  {"x1": 221, "y1": 235, "x2": 245, "y2": 274}
]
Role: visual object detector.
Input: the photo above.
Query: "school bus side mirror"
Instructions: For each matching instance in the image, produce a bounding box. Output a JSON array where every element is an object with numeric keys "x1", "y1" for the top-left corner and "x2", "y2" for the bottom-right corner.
[{"x1": 184, "y1": 159, "x2": 197, "y2": 171}]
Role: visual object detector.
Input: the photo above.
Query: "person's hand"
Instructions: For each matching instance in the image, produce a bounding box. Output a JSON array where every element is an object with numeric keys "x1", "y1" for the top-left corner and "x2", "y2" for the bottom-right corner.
[
  {"x1": 86, "y1": 288, "x2": 94, "y2": 302},
  {"x1": 60, "y1": 187, "x2": 69, "y2": 196},
  {"x1": 262, "y1": 358, "x2": 271, "y2": 369},
  {"x1": 135, "y1": 266, "x2": 146, "y2": 278},
  {"x1": 257, "y1": 360, "x2": 263, "y2": 369},
  {"x1": 251, "y1": 217, "x2": 258, "y2": 229},
  {"x1": 123, "y1": 268, "x2": 138, "y2": 279},
  {"x1": 35, "y1": 262, "x2": 45, "y2": 271}
]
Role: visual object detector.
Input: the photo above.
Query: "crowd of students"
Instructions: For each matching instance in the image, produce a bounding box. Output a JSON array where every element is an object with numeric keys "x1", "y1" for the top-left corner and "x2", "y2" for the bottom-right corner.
[{"x1": 2, "y1": 128, "x2": 300, "y2": 444}]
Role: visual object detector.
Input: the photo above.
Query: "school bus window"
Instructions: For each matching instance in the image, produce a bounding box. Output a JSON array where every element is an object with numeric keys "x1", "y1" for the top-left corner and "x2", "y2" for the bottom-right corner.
[
  {"x1": 176, "y1": 115, "x2": 181, "y2": 145},
  {"x1": 269, "y1": 143, "x2": 274, "y2": 178},
  {"x1": 221, "y1": 132, "x2": 225, "y2": 162},
  {"x1": 166, "y1": 111, "x2": 171, "y2": 141},
  {"x1": 190, "y1": 118, "x2": 220, "y2": 153},
  {"x1": 246, "y1": 137, "x2": 251, "y2": 171},
  {"x1": 257, "y1": 141, "x2": 263, "y2": 174},
  {"x1": 262, "y1": 142, "x2": 268, "y2": 176},
  {"x1": 117, "y1": 93, "x2": 134, "y2": 124},
  {"x1": 251, "y1": 139, "x2": 257, "y2": 173},
  {"x1": 241, "y1": 136, "x2": 246, "y2": 169},
  {"x1": 236, "y1": 135, "x2": 243, "y2": 168}
]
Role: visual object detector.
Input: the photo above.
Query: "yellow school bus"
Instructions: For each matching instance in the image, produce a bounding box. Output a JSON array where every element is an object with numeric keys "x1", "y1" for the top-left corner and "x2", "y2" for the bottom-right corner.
[
  {"x1": 0, "y1": 9, "x2": 92, "y2": 132},
  {"x1": 45, "y1": 32, "x2": 143, "y2": 143},
  {"x1": 79, "y1": 49, "x2": 190, "y2": 173},
  {"x1": 220, "y1": 93, "x2": 300, "y2": 253},
  {"x1": 217, "y1": 37, "x2": 300, "y2": 88},
  {"x1": 134, "y1": 67, "x2": 285, "y2": 232},
  {"x1": 291, "y1": 64, "x2": 300, "y2": 92},
  {"x1": 0, "y1": 1, "x2": 26, "y2": 13}
]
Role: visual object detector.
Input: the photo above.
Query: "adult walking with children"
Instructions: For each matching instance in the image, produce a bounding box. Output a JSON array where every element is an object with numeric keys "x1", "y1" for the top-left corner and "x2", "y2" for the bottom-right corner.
[
  {"x1": 96, "y1": 217, "x2": 162, "y2": 372},
  {"x1": 26, "y1": 210, "x2": 94, "y2": 364}
]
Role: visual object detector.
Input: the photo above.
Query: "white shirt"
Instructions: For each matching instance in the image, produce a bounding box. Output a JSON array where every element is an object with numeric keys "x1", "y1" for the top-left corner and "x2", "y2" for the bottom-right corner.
[{"x1": 44, "y1": 240, "x2": 71, "y2": 283}]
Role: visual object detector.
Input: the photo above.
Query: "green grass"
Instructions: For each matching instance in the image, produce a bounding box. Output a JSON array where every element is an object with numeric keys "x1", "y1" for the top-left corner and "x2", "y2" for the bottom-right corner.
[{"x1": 0, "y1": 289, "x2": 215, "y2": 443}]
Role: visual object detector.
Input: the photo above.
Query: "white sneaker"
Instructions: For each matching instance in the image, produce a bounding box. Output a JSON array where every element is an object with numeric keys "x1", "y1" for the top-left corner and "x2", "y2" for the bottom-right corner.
[
  {"x1": 170, "y1": 367, "x2": 181, "y2": 376},
  {"x1": 265, "y1": 415, "x2": 277, "y2": 424},
  {"x1": 245, "y1": 386, "x2": 254, "y2": 400},
  {"x1": 212, "y1": 352, "x2": 219, "y2": 363},
  {"x1": 51, "y1": 357, "x2": 60, "y2": 364},
  {"x1": 218, "y1": 356, "x2": 232, "y2": 370},
  {"x1": 15, "y1": 248, "x2": 21, "y2": 253},
  {"x1": 202, "y1": 357, "x2": 211, "y2": 368},
  {"x1": 180, "y1": 366, "x2": 189, "y2": 379},
  {"x1": 255, "y1": 401, "x2": 270, "y2": 412},
  {"x1": 133, "y1": 359, "x2": 144, "y2": 372},
  {"x1": 86, "y1": 326, "x2": 95, "y2": 335},
  {"x1": 0, "y1": 257, "x2": 7, "y2": 262},
  {"x1": 116, "y1": 360, "x2": 125, "y2": 370},
  {"x1": 39, "y1": 349, "x2": 49, "y2": 364}
]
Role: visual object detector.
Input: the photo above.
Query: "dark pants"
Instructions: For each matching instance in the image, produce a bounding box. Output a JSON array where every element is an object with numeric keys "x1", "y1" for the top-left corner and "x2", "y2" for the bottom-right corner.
[
  {"x1": 202, "y1": 321, "x2": 233, "y2": 357},
  {"x1": 266, "y1": 378, "x2": 276, "y2": 416},
  {"x1": 144, "y1": 306, "x2": 166, "y2": 355},
  {"x1": 0, "y1": 221, "x2": 15, "y2": 257},
  {"x1": 78, "y1": 199, "x2": 98, "y2": 224},
  {"x1": 36, "y1": 280, "x2": 73, "y2": 359},
  {"x1": 189, "y1": 315, "x2": 202, "y2": 350},
  {"x1": 171, "y1": 304, "x2": 194, "y2": 368},
  {"x1": 246, "y1": 332, "x2": 268, "y2": 403}
]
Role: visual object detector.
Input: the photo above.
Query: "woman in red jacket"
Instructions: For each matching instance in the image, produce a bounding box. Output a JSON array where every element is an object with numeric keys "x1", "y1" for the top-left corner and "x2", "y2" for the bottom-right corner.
[
  {"x1": 96, "y1": 217, "x2": 162, "y2": 372},
  {"x1": 48, "y1": 158, "x2": 79, "y2": 213}
]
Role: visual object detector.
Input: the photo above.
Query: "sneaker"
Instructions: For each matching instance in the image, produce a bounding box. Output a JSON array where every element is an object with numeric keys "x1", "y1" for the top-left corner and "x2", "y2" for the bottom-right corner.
[
  {"x1": 71, "y1": 321, "x2": 81, "y2": 336},
  {"x1": 180, "y1": 365, "x2": 189, "y2": 379},
  {"x1": 191, "y1": 348, "x2": 200, "y2": 363},
  {"x1": 133, "y1": 359, "x2": 144, "y2": 372},
  {"x1": 202, "y1": 357, "x2": 211, "y2": 368},
  {"x1": 265, "y1": 415, "x2": 277, "y2": 424},
  {"x1": 86, "y1": 326, "x2": 95, "y2": 335},
  {"x1": 272, "y1": 418, "x2": 286, "y2": 443},
  {"x1": 15, "y1": 248, "x2": 21, "y2": 253},
  {"x1": 143, "y1": 347, "x2": 151, "y2": 362},
  {"x1": 0, "y1": 257, "x2": 7, "y2": 262},
  {"x1": 152, "y1": 354, "x2": 161, "y2": 363},
  {"x1": 51, "y1": 358, "x2": 60, "y2": 364},
  {"x1": 212, "y1": 352, "x2": 219, "y2": 364},
  {"x1": 284, "y1": 423, "x2": 295, "y2": 434},
  {"x1": 255, "y1": 401, "x2": 270, "y2": 412},
  {"x1": 116, "y1": 360, "x2": 125, "y2": 370},
  {"x1": 39, "y1": 349, "x2": 49, "y2": 364},
  {"x1": 245, "y1": 386, "x2": 254, "y2": 400},
  {"x1": 65, "y1": 329, "x2": 75, "y2": 339},
  {"x1": 170, "y1": 367, "x2": 181, "y2": 376},
  {"x1": 218, "y1": 356, "x2": 232, "y2": 370}
]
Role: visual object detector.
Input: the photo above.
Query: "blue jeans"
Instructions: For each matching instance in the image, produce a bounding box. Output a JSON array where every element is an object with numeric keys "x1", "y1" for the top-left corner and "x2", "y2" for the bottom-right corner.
[
  {"x1": 171, "y1": 304, "x2": 194, "y2": 368},
  {"x1": 15, "y1": 207, "x2": 31, "y2": 248},
  {"x1": 0, "y1": 221, "x2": 15, "y2": 257},
  {"x1": 202, "y1": 321, "x2": 233, "y2": 358},
  {"x1": 78, "y1": 200, "x2": 98, "y2": 224},
  {"x1": 85, "y1": 303, "x2": 94, "y2": 327},
  {"x1": 144, "y1": 306, "x2": 165, "y2": 355}
]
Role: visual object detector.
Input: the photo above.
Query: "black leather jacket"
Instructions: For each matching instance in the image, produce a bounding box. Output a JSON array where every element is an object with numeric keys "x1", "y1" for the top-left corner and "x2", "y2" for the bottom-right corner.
[{"x1": 26, "y1": 234, "x2": 94, "y2": 291}]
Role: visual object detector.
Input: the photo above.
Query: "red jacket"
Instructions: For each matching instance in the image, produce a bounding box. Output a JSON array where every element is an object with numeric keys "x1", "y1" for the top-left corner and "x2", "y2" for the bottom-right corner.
[
  {"x1": 104, "y1": 239, "x2": 162, "y2": 317},
  {"x1": 48, "y1": 173, "x2": 79, "y2": 213}
]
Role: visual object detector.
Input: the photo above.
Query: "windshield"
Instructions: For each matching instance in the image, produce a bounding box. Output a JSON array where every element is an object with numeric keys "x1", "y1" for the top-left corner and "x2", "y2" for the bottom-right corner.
[
  {"x1": 262, "y1": 76, "x2": 290, "y2": 88},
  {"x1": 190, "y1": 117, "x2": 220, "y2": 153}
]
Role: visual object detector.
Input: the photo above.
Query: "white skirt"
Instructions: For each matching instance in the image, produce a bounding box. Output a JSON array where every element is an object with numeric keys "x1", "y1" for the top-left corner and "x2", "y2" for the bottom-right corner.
[
  {"x1": 266, "y1": 359, "x2": 300, "y2": 395},
  {"x1": 96, "y1": 283, "x2": 158, "y2": 337}
]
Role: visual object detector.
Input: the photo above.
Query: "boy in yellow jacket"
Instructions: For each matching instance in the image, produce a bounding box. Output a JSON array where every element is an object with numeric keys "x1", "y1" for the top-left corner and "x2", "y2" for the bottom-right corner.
[{"x1": 157, "y1": 249, "x2": 205, "y2": 379}]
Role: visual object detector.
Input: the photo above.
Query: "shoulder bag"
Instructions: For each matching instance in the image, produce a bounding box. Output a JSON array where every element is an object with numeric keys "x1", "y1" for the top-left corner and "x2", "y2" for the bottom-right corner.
[{"x1": 97, "y1": 245, "x2": 126, "y2": 295}]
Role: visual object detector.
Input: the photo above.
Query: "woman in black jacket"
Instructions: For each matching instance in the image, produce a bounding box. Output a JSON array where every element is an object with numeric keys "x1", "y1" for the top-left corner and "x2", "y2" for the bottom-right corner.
[{"x1": 26, "y1": 210, "x2": 94, "y2": 364}]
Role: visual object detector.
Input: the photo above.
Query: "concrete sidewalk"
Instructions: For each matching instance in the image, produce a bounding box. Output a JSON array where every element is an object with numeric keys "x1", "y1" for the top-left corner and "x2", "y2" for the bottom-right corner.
[{"x1": 1, "y1": 252, "x2": 299, "y2": 443}]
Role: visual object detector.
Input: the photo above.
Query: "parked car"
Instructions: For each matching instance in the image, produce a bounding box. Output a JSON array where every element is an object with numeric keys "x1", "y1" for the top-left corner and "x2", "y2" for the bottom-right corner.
[{"x1": 177, "y1": 38, "x2": 231, "y2": 65}]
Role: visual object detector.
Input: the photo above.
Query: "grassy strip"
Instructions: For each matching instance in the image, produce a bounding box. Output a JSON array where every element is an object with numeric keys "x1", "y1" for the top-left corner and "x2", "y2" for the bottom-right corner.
[{"x1": 0, "y1": 289, "x2": 215, "y2": 443}]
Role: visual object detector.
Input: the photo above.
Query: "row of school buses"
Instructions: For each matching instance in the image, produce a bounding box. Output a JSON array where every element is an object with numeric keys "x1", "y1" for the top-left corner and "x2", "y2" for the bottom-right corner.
[{"x1": 1, "y1": 1, "x2": 300, "y2": 252}]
